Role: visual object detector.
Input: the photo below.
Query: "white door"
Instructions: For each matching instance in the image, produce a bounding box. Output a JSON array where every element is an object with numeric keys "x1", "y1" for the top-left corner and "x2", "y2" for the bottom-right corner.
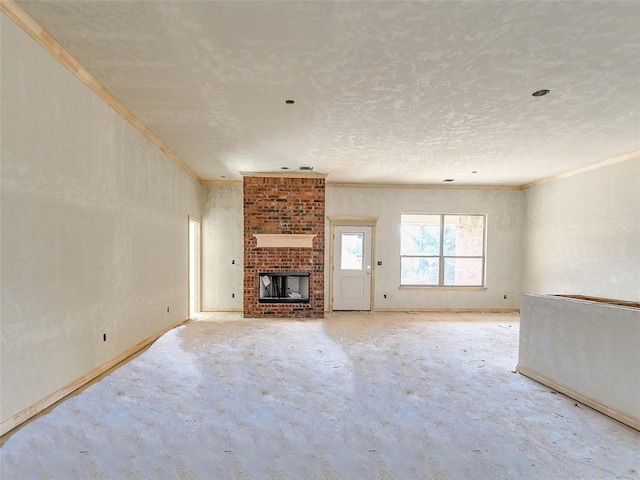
[{"x1": 332, "y1": 226, "x2": 372, "y2": 310}]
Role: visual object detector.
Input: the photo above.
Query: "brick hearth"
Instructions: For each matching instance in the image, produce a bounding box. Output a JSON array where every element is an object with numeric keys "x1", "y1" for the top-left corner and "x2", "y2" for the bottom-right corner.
[{"x1": 243, "y1": 174, "x2": 326, "y2": 318}]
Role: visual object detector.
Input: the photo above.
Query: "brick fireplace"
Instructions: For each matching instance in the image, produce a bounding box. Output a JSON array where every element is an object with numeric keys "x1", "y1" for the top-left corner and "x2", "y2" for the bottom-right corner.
[{"x1": 243, "y1": 173, "x2": 326, "y2": 318}]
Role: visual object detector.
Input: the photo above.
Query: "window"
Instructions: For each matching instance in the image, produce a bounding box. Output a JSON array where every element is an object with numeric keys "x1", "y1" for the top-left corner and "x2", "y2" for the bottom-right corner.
[
  {"x1": 401, "y1": 214, "x2": 486, "y2": 286},
  {"x1": 340, "y1": 232, "x2": 364, "y2": 270}
]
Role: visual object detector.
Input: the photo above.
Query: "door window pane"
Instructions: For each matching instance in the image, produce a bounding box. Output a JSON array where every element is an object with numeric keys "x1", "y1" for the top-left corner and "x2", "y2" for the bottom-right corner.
[
  {"x1": 401, "y1": 257, "x2": 439, "y2": 285},
  {"x1": 341, "y1": 233, "x2": 364, "y2": 270}
]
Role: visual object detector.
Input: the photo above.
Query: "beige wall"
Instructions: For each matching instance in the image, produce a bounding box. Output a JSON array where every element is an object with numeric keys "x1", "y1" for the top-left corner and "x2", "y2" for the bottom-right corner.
[
  {"x1": 326, "y1": 186, "x2": 523, "y2": 310},
  {"x1": 1, "y1": 16, "x2": 202, "y2": 427},
  {"x1": 201, "y1": 184, "x2": 243, "y2": 311},
  {"x1": 522, "y1": 159, "x2": 640, "y2": 301}
]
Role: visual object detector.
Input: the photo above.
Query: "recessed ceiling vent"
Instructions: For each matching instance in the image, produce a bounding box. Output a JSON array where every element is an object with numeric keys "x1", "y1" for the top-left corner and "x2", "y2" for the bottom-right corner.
[
  {"x1": 300, "y1": 166, "x2": 314, "y2": 171},
  {"x1": 532, "y1": 89, "x2": 550, "y2": 97},
  {"x1": 443, "y1": 178, "x2": 455, "y2": 182}
]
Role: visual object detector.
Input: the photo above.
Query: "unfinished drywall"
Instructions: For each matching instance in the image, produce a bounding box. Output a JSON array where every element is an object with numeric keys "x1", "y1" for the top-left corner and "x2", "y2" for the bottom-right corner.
[
  {"x1": 326, "y1": 186, "x2": 522, "y2": 310},
  {"x1": 0, "y1": 15, "x2": 202, "y2": 431},
  {"x1": 522, "y1": 158, "x2": 640, "y2": 301},
  {"x1": 201, "y1": 184, "x2": 244, "y2": 311},
  {"x1": 519, "y1": 294, "x2": 640, "y2": 429}
]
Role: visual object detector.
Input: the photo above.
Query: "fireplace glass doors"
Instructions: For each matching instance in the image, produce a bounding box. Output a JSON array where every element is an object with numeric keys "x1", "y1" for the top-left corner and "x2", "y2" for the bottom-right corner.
[{"x1": 259, "y1": 273, "x2": 310, "y2": 303}]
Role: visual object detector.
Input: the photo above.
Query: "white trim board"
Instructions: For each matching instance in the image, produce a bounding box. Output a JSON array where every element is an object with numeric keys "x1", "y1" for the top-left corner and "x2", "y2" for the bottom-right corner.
[
  {"x1": 1, "y1": 317, "x2": 188, "y2": 437},
  {"x1": 517, "y1": 365, "x2": 639, "y2": 432}
]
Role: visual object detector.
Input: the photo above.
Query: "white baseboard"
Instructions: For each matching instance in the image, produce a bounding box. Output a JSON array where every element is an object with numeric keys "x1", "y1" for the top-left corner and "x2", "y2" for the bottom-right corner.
[
  {"x1": 373, "y1": 308, "x2": 520, "y2": 313},
  {"x1": 1, "y1": 317, "x2": 188, "y2": 437},
  {"x1": 517, "y1": 365, "x2": 639, "y2": 432}
]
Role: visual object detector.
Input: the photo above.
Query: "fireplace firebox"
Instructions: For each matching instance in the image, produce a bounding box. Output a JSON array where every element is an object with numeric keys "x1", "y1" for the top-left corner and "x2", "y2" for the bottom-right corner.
[{"x1": 259, "y1": 273, "x2": 310, "y2": 303}]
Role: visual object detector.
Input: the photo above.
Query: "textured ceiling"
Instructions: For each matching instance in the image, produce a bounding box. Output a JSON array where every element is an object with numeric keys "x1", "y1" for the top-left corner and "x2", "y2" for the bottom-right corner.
[{"x1": 14, "y1": 0, "x2": 640, "y2": 185}]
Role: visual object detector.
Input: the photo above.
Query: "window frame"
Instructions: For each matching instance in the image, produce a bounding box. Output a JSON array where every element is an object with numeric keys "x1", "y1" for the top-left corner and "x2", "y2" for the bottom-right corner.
[{"x1": 400, "y1": 213, "x2": 487, "y2": 287}]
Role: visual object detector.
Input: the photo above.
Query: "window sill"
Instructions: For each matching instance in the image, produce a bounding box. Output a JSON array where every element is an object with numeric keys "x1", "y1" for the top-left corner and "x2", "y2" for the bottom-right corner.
[{"x1": 399, "y1": 286, "x2": 488, "y2": 291}]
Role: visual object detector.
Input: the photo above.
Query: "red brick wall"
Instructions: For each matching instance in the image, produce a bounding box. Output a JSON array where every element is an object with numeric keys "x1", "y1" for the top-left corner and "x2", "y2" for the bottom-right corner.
[{"x1": 243, "y1": 176, "x2": 325, "y2": 318}]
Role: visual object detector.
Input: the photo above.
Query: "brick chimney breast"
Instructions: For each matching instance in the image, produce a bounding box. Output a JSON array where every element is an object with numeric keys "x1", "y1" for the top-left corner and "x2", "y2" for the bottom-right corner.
[{"x1": 242, "y1": 173, "x2": 326, "y2": 318}]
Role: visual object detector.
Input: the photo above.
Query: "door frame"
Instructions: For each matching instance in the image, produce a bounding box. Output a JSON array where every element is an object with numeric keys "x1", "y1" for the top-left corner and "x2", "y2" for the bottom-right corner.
[
  {"x1": 188, "y1": 216, "x2": 201, "y2": 316},
  {"x1": 328, "y1": 216, "x2": 378, "y2": 312}
]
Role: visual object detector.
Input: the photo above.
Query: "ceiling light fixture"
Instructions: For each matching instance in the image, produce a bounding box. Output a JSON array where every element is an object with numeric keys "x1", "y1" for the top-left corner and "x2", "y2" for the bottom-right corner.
[
  {"x1": 532, "y1": 89, "x2": 550, "y2": 97},
  {"x1": 443, "y1": 178, "x2": 455, "y2": 182},
  {"x1": 281, "y1": 167, "x2": 290, "y2": 170},
  {"x1": 285, "y1": 99, "x2": 295, "y2": 104},
  {"x1": 471, "y1": 171, "x2": 478, "y2": 174}
]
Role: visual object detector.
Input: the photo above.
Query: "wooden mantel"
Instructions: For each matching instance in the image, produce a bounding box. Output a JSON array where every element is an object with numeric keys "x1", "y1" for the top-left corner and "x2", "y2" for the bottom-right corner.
[{"x1": 252, "y1": 234, "x2": 316, "y2": 248}]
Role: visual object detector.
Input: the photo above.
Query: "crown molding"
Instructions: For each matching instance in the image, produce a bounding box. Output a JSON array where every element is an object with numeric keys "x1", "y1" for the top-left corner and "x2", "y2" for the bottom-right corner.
[
  {"x1": 200, "y1": 180, "x2": 243, "y2": 186},
  {"x1": 326, "y1": 182, "x2": 521, "y2": 191},
  {"x1": 240, "y1": 171, "x2": 328, "y2": 179},
  {"x1": 1, "y1": 0, "x2": 201, "y2": 183},
  {"x1": 520, "y1": 150, "x2": 640, "y2": 190}
]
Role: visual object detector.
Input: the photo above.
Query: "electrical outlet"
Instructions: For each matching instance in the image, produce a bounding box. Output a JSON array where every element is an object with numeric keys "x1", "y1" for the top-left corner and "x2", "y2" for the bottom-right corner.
[
  {"x1": 503, "y1": 295, "x2": 508, "y2": 300},
  {"x1": 103, "y1": 334, "x2": 107, "y2": 342},
  {"x1": 167, "y1": 306, "x2": 170, "y2": 313},
  {"x1": 232, "y1": 260, "x2": 235, "y2": 264},
  {"x1": 232, "y1": 293, "x2": 235, "y2": 298},
  {"x1": 377, "y1": 261, "x2": 382, "y2": 266},
  {"x1": 383, "y1": 294, "x2": 387, "y2": 299}
]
